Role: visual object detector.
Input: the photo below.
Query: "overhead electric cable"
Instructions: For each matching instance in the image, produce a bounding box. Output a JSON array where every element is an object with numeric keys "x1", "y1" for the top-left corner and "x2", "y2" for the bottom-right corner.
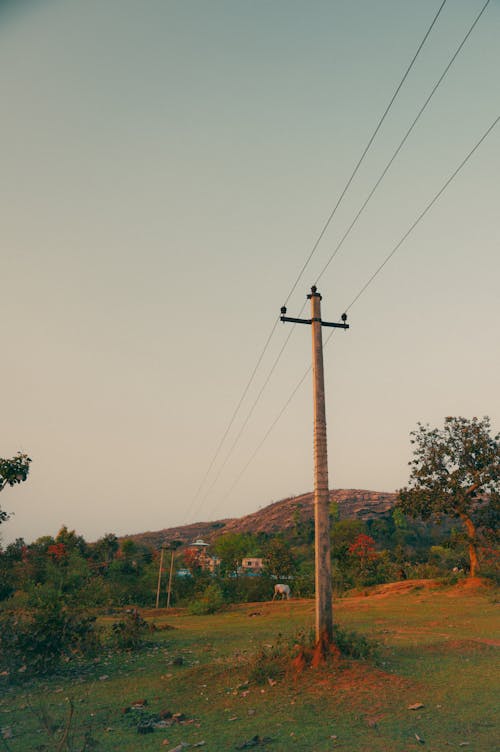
[
  {"x1": 344, "y1": 114, "x2": 499, "y2": 312},
  {"x1": 314, "y1": 0, "x2": 491, "y2": 286},
  {"x1": 214, "y1": 365, "x2": 312, "y2": 512},
  {"x1": 184, "y1": 2, "x2": 448, "y2": 518},
  {"x1": 284, "y1": 0, "x2": 448, "y2": 306},
  {"x1": 183, "y1": 317, "x2": 280, "y2": 521},
  {"x1": 190, "y1": 0, "x2": 489, "y2": 520},
  {"x1": 214, "y1": 113, "x2": 499, "y2": 506},
  {"x1": 187, "y1": 303, "x2": 307, "y2": 522}
]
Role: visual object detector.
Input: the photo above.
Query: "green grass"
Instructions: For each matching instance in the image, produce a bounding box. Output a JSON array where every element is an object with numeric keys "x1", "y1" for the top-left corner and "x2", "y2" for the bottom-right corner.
[{"x1": 0, "y1": 579, "x2": 498, "y2": 751}]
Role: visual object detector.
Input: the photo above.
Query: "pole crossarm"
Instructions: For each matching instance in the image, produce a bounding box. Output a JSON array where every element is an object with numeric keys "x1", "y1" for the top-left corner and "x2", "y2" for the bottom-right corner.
[
  {"x1": 280, "y1": 285, "x2": 349, "y2": 330},
  {"x1": 280, "y1": 315, "x2": 349, "y2": 329}
]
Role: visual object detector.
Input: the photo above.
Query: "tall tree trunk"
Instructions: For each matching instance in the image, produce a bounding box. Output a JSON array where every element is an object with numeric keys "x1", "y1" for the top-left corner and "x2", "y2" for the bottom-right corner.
[{"x1": 459, "y1": 513, "x2": 479, "y2": 577}]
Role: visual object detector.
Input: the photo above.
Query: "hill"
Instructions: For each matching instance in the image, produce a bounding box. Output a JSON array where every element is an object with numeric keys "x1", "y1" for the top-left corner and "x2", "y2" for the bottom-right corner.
[{"x1": 126, "y1": 488, "x2": 397, "y2": 548}]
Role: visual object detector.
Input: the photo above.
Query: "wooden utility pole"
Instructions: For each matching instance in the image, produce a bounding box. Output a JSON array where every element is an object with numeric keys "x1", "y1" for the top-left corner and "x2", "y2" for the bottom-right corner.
[
  {"x1": 155, "y1": 545, "x2": 166, "y2": 609},
  {"x1": 166, "y1": 547, "x2": 175, "y2": 608},
  {"x1": 280, "y1": 286, "x2": 348, "y2": 649}
]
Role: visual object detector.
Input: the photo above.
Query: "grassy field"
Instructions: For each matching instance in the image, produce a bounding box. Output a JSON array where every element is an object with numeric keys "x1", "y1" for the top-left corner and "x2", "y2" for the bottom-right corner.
[{"x1": 0, "y1": 579, "x2": 498, "y2": 751}]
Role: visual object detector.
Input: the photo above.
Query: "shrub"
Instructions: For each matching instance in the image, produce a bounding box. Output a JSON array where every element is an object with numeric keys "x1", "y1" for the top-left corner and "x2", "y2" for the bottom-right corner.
[
  {"x1": 219, "y1": 574, "x2": 275, "y2": 604},
  {"x1": 332, "y1": 624, "x2": 379, "y2": 660},
  {"x1": 0, "y1": 599, "x2": 100, "y2": 677},
  {"x1": 247, "y1": 624, "x2": 378, "y2": 683},
  {"x1": 247, "y1": 634, "x2": 288, "y2": 684},
  {"x1": 188, "y1": 583, "x2": 224, "y2": 615},
  {"x1": 109, "y1": 609, "x2": 150, "y2": 650}
]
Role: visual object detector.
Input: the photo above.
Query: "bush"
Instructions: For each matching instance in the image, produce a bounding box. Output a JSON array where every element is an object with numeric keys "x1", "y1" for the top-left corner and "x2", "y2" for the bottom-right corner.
[
  {"x1": 109, "y1": 609, "x2": 150, "y2": 650},
  {"x1": 405, "y1": 561, "x2": 442, "y2": 579},
  {"x1": 247, "y1": 624, "x2": 378, "y2": 683},
  {"x1": 218, "y1": 574, "x2": 275, "y2": 604},
  {"x1": 332, "y1": 624, "x2": 378, "y2": 660},
  {"x1": 0, "y1": 599, "x2": 100, "y2": 677},
  {"x1": 247, "y1": 634, "x2": 288, "y2": 684},
  {"x1": 188, "y1": 583, "x2": 224, "y2": 615}
]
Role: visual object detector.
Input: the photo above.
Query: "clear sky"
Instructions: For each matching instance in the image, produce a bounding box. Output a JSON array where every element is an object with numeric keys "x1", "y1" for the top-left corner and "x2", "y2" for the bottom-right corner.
[{"x1": 1, "y1": 0, "x2": 499, "y2": 545}]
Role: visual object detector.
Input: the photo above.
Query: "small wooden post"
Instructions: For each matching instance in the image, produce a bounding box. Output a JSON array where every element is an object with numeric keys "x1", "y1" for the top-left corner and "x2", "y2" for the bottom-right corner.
[
  {"x1": 155, "y1": 545, "x2": 165, "y2": 609},
  {"x1": 166, "y1": 547, "x2": 175, "y2": 608}
]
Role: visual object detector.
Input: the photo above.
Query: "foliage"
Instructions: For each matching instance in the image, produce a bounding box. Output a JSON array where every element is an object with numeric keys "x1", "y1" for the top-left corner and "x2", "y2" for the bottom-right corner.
[
  {"x1": 292, "y1": 504, "x2": 314, "y2": 543},
  {"x1": 188, "y1": 582, "x2": 225, "y2": 615},
  {"x1": 263, "y1": 537, "x2": 295, "y2": 578},
  {"x1": 247, "y1": 633, "x2": 289, "y2": 684},
  {"x1": 1, "y1": 588, "x2": 498, "y2": 751},
  {"x1": 0, "y1": 595, "x2": 99, "y2": 677},
  {"x1": 27, "y1": 695, "x2": 99, "y2": 752},
  {"x1": 218, "y1": 573, "x2": 275, "y2": 604},
  {"x1": 398, "y1": 416, "x2": 500, "y2": 576},
  {"x1": 348, "y1": 533, "x2": 378, "y2": 567},
  {"x1": 212, "y1": 533, "x2": 260, "y2": 575},
  {"x1": 332, "y1": 623, "x2": 379, "y2": 660},
  {"x1": 331, "y1": 519, "x2": 366, "y2": 563},
  {"x1": 247, "y1": 622, "x2": 379, "y2": 684},
  {"x1": 0, "y1": 452, "x2": 31, "y2": 525},
  {"x1": 293, "y1": 561, "x2": 315, "y2": 598},
  {"x1": 109, "y1": 609, "x2": 150, "y2": 650},
  {"x1": 0, "y1": 452, "x2": 31, "y2": 492},
  {"x1": 91, "y1": 532, "x2": 119, "y2": 566}
]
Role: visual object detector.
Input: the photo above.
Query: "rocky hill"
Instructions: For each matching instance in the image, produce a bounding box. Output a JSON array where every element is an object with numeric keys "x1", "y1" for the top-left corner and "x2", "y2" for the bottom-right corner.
[{"x1": 126, "y1": 489, "x2": 397, "y2": 549}]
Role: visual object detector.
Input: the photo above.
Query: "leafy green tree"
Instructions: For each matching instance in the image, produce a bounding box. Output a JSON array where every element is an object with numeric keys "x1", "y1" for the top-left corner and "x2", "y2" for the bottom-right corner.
[
  {"x1": 329, "y1": 501, "x2": 340, "y2": 524},
  {"x1": 398, "y1": 416, "x2": 500, "y2": 577},
  {"x1": 213, "y1": 533, "x2": 258, "y2": 575},
  {"x1": 92, "y1": 532, "x2": 119, "y2": 566},
  {"x1": 330, "y1": 519, "x2": 365, "y2": 565},
  {"x1": 264, "y1": 537, "x2": 295, "y2": 578},
  {"x1": 0, "y1": 452, "x2": 31, "y2": 524},
  {"x1": 291, "y1": 506, "x2": 314, "y2": 544},
  {"x1": 55, "y1": 525, "x2": 88, "y2": 556}
]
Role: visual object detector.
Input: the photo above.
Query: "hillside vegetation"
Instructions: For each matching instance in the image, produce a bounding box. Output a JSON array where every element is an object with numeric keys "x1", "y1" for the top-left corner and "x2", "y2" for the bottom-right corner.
[
  {"x1": 126, "y1": 489, "x2": 397, "y2": 548},
  {"x1": 0, "y1": 580, "x2": 497, "y2": 751}
]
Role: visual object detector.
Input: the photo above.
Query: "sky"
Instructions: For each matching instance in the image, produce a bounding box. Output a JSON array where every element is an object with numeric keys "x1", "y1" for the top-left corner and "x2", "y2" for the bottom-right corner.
[{"x1": 1, "y1": 0, "x2": 499, "y2": 545}]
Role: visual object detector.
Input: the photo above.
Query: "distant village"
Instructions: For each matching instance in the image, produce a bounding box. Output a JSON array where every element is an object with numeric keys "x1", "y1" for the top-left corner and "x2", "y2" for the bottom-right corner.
[{"x1": 179, "y1": 538, "x2": 265, "y2": 578}]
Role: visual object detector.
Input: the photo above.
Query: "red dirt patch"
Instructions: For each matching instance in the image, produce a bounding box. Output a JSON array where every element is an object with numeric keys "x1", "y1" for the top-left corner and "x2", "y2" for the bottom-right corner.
[
  {"x1": 445, "y1": 576, "x2": 493, "y2": 595},
  {"x1": 420, "y1": 638, "x2": 499, "y2": 653},
  {"x1": 347, "y1": 579, "x2": 440, "y2": 600},
  {"x1": 299, "y1": 662, "x2": 414, "y2": 715}
]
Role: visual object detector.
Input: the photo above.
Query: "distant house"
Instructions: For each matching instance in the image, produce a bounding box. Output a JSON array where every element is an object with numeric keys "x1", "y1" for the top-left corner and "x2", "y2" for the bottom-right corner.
[{"x1": 240, "y1": 557, "x2": 265, "y2": 575}]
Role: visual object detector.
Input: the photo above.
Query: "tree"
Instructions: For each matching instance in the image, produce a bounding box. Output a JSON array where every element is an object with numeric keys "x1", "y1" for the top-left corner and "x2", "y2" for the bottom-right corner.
[
  {"x1": 0, "y1": 452, "x2": 31, "y2": 525},
  {"x1": 213, "y1": 533, "x2": 259, "y2": 576},
  {"x1": 348, "y1": 533, "x2": 378, "y2": 574},
  {"x1": 92, "y1": 533, "x2": 119, "y2": 565},
  {"x1": 398, "y1": 417, "x2": 500, "y2": 577},
  {"x1": 264, "y1": 537, "x2": 295, "y2": 579}
]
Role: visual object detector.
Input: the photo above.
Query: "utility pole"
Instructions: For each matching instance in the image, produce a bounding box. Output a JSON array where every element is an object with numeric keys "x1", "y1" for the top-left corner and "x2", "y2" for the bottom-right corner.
[
  {"x1": 155, "y1": 544, "x2": 166, "y2": 609},
  {"x1": 280, "y1": 286, "x2": 348, "y2": 650},
  {"x1": 166, "y1": 546, "x2": 175, "y2": 608}
]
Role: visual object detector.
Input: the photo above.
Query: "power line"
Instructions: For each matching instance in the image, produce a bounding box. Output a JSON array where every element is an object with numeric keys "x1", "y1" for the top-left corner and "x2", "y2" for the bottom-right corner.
[
  {"x1": 214, "y1": 114, "x2": 499, "y2": 506},
  {"x1": 220, "y1": 365, "x2": 312, "y2": 506},
  {"x1": 345, "y1": 114, "x2": 499, "y2": 312},
  {"x1": 183, "y1": 2, "x2": 448, "y2": 517},
  {"x1": 189, "y1": 0, "x2": 489, "y2": 519},
  {"x1": 284, "y1": 0, "x2": 449, "y2": 305},
  {"x1": 191, "y1": 304, "x2": 307, "y2": 523},
  {"x1": 314, "y1": 0, "x2": 491, "y2": 287},
  {"x1": 182, "y1": 316, "x2": 280, "y2": 522}
]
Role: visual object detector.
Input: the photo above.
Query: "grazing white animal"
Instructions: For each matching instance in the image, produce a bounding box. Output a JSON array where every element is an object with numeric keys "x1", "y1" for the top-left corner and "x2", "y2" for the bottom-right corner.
[{"x1": 272, "y1": 583, "x2": 291, "y2": 600}]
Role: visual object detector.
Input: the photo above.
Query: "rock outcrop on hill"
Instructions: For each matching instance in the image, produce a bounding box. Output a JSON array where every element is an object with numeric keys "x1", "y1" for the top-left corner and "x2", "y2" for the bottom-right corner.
[{"x1": 125, "y1": 489, "x2": 397, "y2": 549}]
